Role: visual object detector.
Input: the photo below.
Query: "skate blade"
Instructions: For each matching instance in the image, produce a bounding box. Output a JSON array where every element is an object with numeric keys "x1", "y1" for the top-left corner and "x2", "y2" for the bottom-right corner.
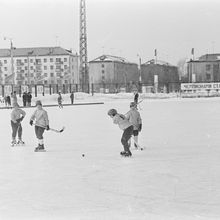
[{"x1": 34, "y1": 149, "x2": 46, "y2": 152}]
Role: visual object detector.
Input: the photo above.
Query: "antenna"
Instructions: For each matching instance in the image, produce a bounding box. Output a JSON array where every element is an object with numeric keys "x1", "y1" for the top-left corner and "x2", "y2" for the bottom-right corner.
[{"x1": 79, "y1": 0, "x2": 89, "y2": 92}]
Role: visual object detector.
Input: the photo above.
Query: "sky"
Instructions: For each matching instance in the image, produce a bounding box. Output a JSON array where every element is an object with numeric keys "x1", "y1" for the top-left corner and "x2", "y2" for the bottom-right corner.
[{"x1": 0, "y1": 0, "x2": 219, "y2": 65}]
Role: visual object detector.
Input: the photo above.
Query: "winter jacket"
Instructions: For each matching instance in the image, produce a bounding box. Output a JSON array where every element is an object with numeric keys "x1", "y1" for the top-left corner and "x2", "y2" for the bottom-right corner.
[
  {"x1": 113, "y1": 114, "x2": 132, "y2": 130},
  {"x1": 126, "y1": 109, "x2": 142, "y2": 130},
  {"x1": 30, "y1": 108, "x2": 49, "y2": 127},
  {"x1": 11, "y1": 108, "x2": 26, "y2": 123}
]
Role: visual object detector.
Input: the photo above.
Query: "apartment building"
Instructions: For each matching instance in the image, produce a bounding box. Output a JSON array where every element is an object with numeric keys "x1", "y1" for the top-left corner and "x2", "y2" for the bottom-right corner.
[
  {"x1": 89, "y1": 55, "x2": 139, "y2": 84},
  {"x1": 0, "y1": 47, "x2": 79, "y2": 85},
  {"x1": 187, "y1": 54, "x2": 220, "y2": 83}
]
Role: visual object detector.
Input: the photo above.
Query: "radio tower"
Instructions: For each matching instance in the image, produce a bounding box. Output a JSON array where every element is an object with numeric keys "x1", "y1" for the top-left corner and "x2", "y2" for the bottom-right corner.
[{"x1": 79, "y1": 0, "x2": 89, "y2": 92}]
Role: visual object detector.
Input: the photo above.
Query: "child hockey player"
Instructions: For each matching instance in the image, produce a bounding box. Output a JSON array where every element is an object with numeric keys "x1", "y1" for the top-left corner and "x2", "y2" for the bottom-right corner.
[
  {"x1": 57, "y1": 92, "x2": 63, "y2": 108},
  {"x1": 108, "y1": 108, "x2": 133, "y2": 157},
  {"x1": 10, "y1": 102, "x2": 26, "y2": 146},
  {"x1": 125, "y1": 102, "x2": 142, "y2": 149},
  {"x1": 29, "y1": 100, "x2": 50, "y2": 152}
]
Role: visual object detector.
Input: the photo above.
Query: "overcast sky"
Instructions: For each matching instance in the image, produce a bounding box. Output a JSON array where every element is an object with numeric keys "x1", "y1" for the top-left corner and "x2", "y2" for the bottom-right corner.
[{"x1": 0, "y1": 0, "x2": 219, "y2": 65}]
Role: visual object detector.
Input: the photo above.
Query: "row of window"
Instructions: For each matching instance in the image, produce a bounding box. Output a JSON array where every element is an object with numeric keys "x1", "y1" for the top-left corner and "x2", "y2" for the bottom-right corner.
[
  {"x1": 0, "y1": 57, "x2": 69, "y2": 65},
  {"x1": 1, "y1": 65, "x2": 71, "y2": 71}
]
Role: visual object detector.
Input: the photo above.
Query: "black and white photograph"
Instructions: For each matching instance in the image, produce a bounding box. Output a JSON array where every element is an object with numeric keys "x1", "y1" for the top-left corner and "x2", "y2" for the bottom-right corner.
[{"x1": 0, "y1": 0, "x2": 220, "y2": 219}]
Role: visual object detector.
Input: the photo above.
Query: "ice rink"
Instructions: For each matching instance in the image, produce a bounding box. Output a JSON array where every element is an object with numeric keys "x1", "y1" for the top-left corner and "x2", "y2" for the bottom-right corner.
[{"x1": 1, "y1": 97, "x2": 220, "y2": 220}]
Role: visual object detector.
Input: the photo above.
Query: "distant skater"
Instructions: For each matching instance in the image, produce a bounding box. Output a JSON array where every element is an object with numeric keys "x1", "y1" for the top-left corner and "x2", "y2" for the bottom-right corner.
[
  {"x1": 108, "y1": 108, "x2": 133, "y2": 157},
  {"x1": 125, "y1": 102, "x2": 142, "y2": 149},
  {"x1": 134, "y1": 90, "x2": 139, "y2": 105},
  {"x1": 10, "y1": 103, "x2": 26, "y2": 146},
  {"x1": 29, "y1": 100, "x2": 50, "y2": 152},
  {"x1": 58, "y1": 92, "x2": 63, "y2": 108},
  {"x1": 70, "y1": 91, "x2": 74, "y2": 104}
]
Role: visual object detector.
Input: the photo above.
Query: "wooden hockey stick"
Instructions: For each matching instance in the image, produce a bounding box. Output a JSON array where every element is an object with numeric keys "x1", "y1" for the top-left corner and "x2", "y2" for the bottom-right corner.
[
  {"x1": 33, "y1": 123, "x2": 65, "y2": 133},
  {"x1": 131, "y1": 136, "x2": 144, "y2": 150}
]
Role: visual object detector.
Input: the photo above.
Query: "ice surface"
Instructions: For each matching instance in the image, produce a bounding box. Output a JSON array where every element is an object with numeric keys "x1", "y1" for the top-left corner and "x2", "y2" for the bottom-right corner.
[{"x1": 1, "y1": 95, "x2": 220, "y2": 219}]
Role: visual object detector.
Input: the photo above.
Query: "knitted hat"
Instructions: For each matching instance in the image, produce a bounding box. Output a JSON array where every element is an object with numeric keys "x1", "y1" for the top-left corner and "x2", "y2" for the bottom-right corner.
[{"x1": 36, "y1": 100, "x2": 42, "y2": 106}]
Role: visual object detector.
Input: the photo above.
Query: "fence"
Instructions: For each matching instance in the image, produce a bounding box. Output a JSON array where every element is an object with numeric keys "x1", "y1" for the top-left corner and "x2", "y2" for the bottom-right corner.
[{"x1": 0, "y1": 82, "x2": 181, "y2": 97}]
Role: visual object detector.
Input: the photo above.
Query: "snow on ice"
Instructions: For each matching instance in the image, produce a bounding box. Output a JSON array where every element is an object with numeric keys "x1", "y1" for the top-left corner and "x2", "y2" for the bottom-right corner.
[{"x1": 0, "y1": 93, "x2": 220, "y2": 219}]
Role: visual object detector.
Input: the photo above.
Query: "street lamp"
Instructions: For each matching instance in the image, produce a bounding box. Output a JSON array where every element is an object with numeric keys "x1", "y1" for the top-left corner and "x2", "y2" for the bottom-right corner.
[
  {"x1": 137, "y1": 54, "x2": 142, "y2": 83},
  {"x1": 4, "y1": 37, "x2": 15, "y2": 84}
]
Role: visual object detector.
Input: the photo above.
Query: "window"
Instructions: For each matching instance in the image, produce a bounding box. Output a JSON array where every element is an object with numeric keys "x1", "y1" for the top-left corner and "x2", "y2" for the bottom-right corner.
[
  {"x1": 4, "y1": 67, "x2": 7, "y2": 71},
  {"x1": 64, "y1": 58, "x2": 67, "y2": 62},
  {"x1": 102, "y1": 70, "x2": 105, "y2": 74},
  {"x1": 64, "y1": 65, "x2": 68, "y2": 69},
  {"x1": 30, "y1": 59, "x2": 33, "y2": 63},
  {"x1": 30, "y1": 66, "x2": 34, "y2": 70},
  {"x1": 206, "y1": 73, "x2": 211, "y2": 80},
  {"x1": 50, "y1": 66, "x2": 54, "y2": 70},
  {"x1": 44, "y1": 73, "x2": 48, "y2": 77},
  {"x1": 44, "y1": 66, "x2": 47, "y2": 70},
  {"x1": 206, "y1": 64, "x2": 211, "y2": 71},
  {"x1": 50, "y1": 58, "x2": 53, "y2": 62},
  {"x1": 44, "y1": 58, "x2": 47, "y2": 62},
  {"x1": 24, "y1": 59, "x2": 27, "y2": 63},
  {"x1": 4, "y1": 60, "x2": 7, "y2": 64},
  {"x1": 102, "y1": 64, "x2": 105, "y2": 68},
  {"x1": 56, "y1": 58, "x2": 61, "y2": 62},
  {"x1": 25, "y1": 67, "x2": 27, "y2": 70},
  {"x1": 50, "y1": 72, "x2": 54, "y2": 77},
  {"x1": 44, "y1": 80, "x2": 48, "y2": 84}
]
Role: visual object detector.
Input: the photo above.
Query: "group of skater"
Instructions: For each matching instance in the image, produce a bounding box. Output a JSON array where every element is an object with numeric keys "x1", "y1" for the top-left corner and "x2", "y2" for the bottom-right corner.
[
  {"x1": 10, "y1": 89, "x2": 141, "y2": 155},
  {"x1": 108, "y1": 91, "x2": 142, "y2": 157},
  {"x1": 10, "y1": 99, "x2": 49, "y2": 152}
]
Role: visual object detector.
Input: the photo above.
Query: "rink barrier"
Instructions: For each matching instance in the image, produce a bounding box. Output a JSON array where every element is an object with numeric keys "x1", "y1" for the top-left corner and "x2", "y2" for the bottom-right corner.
[{"x1": 0, "y1": 102, "x2": 104, "y2": 109}]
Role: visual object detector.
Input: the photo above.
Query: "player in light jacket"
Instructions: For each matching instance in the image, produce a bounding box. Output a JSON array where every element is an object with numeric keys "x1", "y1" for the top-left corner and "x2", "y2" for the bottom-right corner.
[
  {"x1": 125, "y1": 102, "x2": 142, "y2": 149},
  {"x1": 10, "y1": 102, "x2": 26, "y2": 146},
  {"x1": 108, "y1": 108, "x2": 133, "y2": 157},
  {"x1": 30, "y1": 100, "x2": 50, "y2": 151}
]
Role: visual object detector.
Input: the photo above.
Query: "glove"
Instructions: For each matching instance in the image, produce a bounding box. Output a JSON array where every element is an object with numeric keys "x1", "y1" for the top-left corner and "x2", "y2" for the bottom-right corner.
[
  {"x1": 16, "y1": 116, "x2": 24, "y2": 123},
  {"x1": 46, "y1": 125, "x2": 50, "y2": 130},
  {"x1": 30, "y1": 120, "x2": 33, "y2": 126},
  {"x1": 138, "y1": 124, "x2": 142, "y2": 132}
]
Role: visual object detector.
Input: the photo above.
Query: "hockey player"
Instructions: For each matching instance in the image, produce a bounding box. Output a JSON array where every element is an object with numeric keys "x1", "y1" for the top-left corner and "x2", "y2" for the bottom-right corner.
[
  {"x1": 57, "y1": 92, "x2": 63, "y2": 108},
  {"x1": 29, "y1": 100, "x2": 50, "y2": 152},
  {"x1": 134, "y1": 90, "x2": 139, "y2": 104},
  {"x1": 10, "y1": 102, "x2": 26, "y2": 146},
  {"x1": 125, "y1": 102, "x2": 142, "y2": 149},
  {"x1": 108, "y1": 108, "x2": 133, "y2": 157}
]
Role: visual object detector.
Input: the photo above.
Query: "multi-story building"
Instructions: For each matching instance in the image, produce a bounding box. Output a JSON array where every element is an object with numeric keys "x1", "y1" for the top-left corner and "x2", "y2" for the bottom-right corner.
[
  {"x1": 0, "y1": 47, "x2": 79, "y2": 85},
  {"x1": 187, "y1": 54, "x2": 220, "y2": 83},
  {"x1": 141, "y1": 59, "x2": 179, "y2": 92},
  {"x1": 89, "y1": 55, "x2": 139, "y2": 84}
]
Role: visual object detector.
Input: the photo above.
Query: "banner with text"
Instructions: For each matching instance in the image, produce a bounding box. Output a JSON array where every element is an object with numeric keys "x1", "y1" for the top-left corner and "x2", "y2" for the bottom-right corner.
[{"x1": 181, "y1": 83, "x2": 220, "y2": 91}]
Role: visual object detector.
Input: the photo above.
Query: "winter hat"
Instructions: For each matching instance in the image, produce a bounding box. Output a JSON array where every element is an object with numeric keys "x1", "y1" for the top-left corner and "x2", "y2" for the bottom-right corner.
[
  {"x1": 130, "y1": 102, "x2": 137, "y2": 108},
  {"x1": 36, "y1": 100, "x2": 42, "y2": 106},
  {"x1": 108, "y1": 109, "x2": 117, "y2": 116},
  {"x1": 13, "y1": 102, "x2": 19, "y2": 108}
]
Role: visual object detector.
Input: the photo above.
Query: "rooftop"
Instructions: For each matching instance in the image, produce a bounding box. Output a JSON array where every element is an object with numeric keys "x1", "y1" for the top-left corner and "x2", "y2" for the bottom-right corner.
[{"x1": 0, "y1": 47, "x2": 77, "y2": 58}]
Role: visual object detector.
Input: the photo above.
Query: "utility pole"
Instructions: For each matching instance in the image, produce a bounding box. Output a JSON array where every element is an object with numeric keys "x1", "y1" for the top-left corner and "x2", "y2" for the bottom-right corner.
[
  {"x1": 79, "y1": 0, "x2": 89, "y2": 93},
  {"x1": 4, "y1": 37, "x2": 15, "y2": 84}
]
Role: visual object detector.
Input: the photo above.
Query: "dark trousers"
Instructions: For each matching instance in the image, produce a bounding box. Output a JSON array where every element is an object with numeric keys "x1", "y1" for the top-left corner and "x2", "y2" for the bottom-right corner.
[
  {"x1": 35, "y1": 126, "x2": 45, "y2": 139},
  {"x1": 11, "y1": 121, "x2": 22, "y2": 139},
  {"x1": 121, "y1": 126, "x2": 133, "y2": 152}
]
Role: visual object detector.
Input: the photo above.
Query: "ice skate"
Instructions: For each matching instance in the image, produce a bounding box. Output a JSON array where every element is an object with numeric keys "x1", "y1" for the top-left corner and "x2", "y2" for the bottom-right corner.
[
  {"x1": 11, "y1": 140, "x2": 16, "y2": 147},
  {"x1": 35, "y1": 144, "x2": 46, "y2": 152},
  {"x1": 121, "y1": 151, "x2": 132, "y2": 157},
  {"x1": 120, "y1": 151, "x2": 126, "y2": 156},
  {"x1": 17, "y1": 139, "x2": 25, "y2": 146}
]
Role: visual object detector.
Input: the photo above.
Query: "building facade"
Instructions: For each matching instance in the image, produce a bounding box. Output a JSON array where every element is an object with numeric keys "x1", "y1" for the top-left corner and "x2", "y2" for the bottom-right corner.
[
  {"x1": 187, "y1": 54, "x2": 220, "y2": 83},
  {"x1": 89, "y1": 55, "x2": 139, "y2": 85},
  {"x1": 0, "y1": 47, "x2": 79, "y2": 85},
  {"x1": 141, "y1": 59, "x2": 179, "y2": 92}
]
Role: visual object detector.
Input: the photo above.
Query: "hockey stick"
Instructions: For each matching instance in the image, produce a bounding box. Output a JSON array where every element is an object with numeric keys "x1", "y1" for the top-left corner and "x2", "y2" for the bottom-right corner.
[
  {"x1": 33, "y1": 123, "x2": 65, "y2": 133},
  {"x1": 131, "y1": 136, "x2": 144, "y2": 150}
]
